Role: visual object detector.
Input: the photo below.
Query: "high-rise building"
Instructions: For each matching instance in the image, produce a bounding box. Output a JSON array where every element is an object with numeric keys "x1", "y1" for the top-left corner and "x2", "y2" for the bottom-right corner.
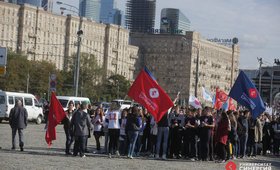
[
  {"x1": 17, "y1": 0, "x2": 42, "y2": 6},
  {"x1": 41, "y1": 0, "x2": 53, "y2": 11},
  {"x1": 126, "y1": 0, "x2": 156, "y2": 32},
  {"x1": 100, "y1": 0, "x2": 116, "y2": 23},
  {"x1": 99, "y1": 0, "x2": 123, "y2": 26},
  {"x1": 79, "y1": 0, "x2": 101, "y2": 22},
  {"x1": 160, "y1": 8, "x2": 191, "y2": 34}
]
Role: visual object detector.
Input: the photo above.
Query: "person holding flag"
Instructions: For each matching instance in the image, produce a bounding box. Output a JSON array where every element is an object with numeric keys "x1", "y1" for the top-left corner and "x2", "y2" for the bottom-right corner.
[
  {"x1": 127, "y1": 67, "x2": 176, "y2": 160},
  {"x1": 45, "y1": 92, "x2": 66, "y2": 146}
]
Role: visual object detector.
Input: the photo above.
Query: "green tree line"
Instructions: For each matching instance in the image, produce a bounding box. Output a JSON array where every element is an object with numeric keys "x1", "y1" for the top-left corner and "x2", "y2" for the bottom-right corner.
[{"x1": 0, "y1": 51, "x2": 131, "y2": 102}]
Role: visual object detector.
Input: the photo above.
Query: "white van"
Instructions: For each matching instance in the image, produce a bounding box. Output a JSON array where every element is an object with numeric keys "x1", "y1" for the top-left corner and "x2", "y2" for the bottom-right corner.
[
  {"x1": 57, "y1": 96, "x2": 91, "y2": 111},
  {"x1": 111, "y1": 99, "x2": 132, "y2": 110},
  {"x1": 0, "y1": 91, "x2": 44, "y2": 124}
]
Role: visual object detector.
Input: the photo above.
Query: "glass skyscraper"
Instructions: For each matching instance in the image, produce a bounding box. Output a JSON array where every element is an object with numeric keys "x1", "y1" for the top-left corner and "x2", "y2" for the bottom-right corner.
[
  {"x1": 79, "y1": 0, "x2": 101, "y2": 22},
  {"x1": 10, "y1": 0, "x2": 42, "y2": 6},
  {"x1": 126, "y1": 0, "x2": 156, "y2": 32},
  {"x1": 100, "y1": 0, "x2": 115, "y2": 23},
  {"x1": 160, "y1": 8, "x2": 191, "y2": 34}
]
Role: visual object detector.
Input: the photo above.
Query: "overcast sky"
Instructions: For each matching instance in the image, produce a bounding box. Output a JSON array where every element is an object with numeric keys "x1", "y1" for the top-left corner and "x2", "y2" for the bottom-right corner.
[{"x1": 54, "y1": 0, "x2": 280, "y2": 69}]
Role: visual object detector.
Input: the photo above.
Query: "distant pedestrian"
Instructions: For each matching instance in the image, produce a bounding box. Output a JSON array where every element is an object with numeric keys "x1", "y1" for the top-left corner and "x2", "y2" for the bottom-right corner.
[
  {"x1": 9, "y1": 99, "x2": 28, "y2": 151},
  {"x1": 70, "y1": 101, "x2": 93, "y2": 157}
]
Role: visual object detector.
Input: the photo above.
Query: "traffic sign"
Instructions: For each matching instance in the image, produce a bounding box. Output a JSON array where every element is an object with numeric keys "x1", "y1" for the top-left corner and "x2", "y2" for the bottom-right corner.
[
  {"x1": 0, "y1": 66, "x2": 6, "y2": 75},
  {"x1": 0, "y1": 47, "x2": 7, "y2": 66},
  {"x1": 49, "y1": 74, "x2": 56, "y2": 92}
]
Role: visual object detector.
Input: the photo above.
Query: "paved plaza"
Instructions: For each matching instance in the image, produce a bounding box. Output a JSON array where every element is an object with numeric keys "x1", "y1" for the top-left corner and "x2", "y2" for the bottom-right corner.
[{"x1": 0, "y1": 122, "x2": 279, "y2": 170}]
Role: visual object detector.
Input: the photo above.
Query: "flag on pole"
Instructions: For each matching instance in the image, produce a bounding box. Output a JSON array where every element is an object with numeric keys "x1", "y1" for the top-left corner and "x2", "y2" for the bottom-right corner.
[
  {"x1": 189, "y1": 95, "x2": 202, "y2": 109},
  {"x1": 222, "y1": 97, "x2": 236, "y2": 111},
  {"x1": 229, "y1": 71, "x2": 265, "y2": 118},
  {"x1": 45, "y1": 92, "x2": 66, "y2": 146},
  {"x1": 128, "y1": 67, "x2": 174, "y2": 122},
  {"x1": 202, "y1": 87, "x2": 213, "y2": 102},
  {"x1": 214, "y1": 88, "x2": 228, "y2": 110}
]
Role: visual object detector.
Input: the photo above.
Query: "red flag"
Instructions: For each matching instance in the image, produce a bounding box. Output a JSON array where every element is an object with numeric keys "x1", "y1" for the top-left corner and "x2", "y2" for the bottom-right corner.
[
  {"x1": 228, "y1": 98, "x2": 236, "y2": 111},
  {"x1": 214, "y1": 88, "x2": 228, "y2": 110},
  {"x1": 45, "y1": 92, "x2": 66, "y2": 146},
  {"x1": 128, "y1": 67, "x2": 174, "y2": 122}
]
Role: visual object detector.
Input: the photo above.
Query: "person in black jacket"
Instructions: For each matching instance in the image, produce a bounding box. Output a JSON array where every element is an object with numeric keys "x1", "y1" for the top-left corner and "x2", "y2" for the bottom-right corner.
[
  {"x1": 70, "y1": 101, "x2": 93, "y2": 157},
  {"x1": 126, "y1": 106, "x2": 141, "y2": 159},
  {"x1": 61, "y1": 101, "x2": 75, "y2": 155},
  {"x1": 9, "y1": 99, "x2": 28, "y2": 151}
]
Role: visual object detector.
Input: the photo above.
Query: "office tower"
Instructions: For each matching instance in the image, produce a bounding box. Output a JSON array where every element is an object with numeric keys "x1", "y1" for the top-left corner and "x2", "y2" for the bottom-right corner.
[
  {"x1": 160, "y1": 8, "x2": 191, "y2": 34},
  {"x1": 126, "y1": 0, "x2": 156, "y2": 32},
  {"x1": 17, "y1": 0, "x2": 42, "y2": 6},
  {"x1": 79, "y1": 0, "x2": 101, "y2": 22},
  {"x1": 100, "y1": 0, "x2": 116, "y2": 23},
  {"x1": 42, "y1": 0, "x2": 53, "y2": 11}
]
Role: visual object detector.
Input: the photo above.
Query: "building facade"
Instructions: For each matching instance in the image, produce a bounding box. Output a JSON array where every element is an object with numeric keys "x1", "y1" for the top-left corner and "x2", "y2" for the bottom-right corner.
[
  {"x1": 0, "y1": 1, "x2": 138, "y2": 81},
  {"x1": 130, "y1": 32, "x2": 240, "y2": 103},
  {"x1": 126, "y1": 0, "x2": 156, "y2": 33},
  {"x1": 160, "y1": 8, "x2": 191, "y2": 34},
  {"x1": 79, "y1": 0, "x2": 100, "y2": 22}
]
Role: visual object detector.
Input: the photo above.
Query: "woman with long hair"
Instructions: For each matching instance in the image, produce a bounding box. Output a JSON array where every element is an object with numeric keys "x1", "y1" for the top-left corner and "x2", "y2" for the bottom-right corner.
[
  {"x1": 92, "y1": 107, "x2": 105, "y2": 153},
  {"x1": 215, "y1": 111, "x2": 231, "y2": 163},
  {"x1": 126, "y1": 106, "x2": 141, "y2": 159}
]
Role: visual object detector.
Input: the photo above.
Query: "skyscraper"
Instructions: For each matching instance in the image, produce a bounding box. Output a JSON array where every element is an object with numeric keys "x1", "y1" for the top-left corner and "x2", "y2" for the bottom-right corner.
[
  {"x1": 79, "y1": 0, "x2": 101, "y2": 22},
  {"x1": 126, "y1": 0, "x2": 156, "y2": 32},
  {"x1": 11, "y1": 0, "x2": 42, "y2": 6},
  {"x1": 42, "y1": 0, "x2": 53, "y2": 11},
  {"x1": 100, "y1": 0, "x2": 116, "y2": 23},
  {"x1": 160, "y1": 8, "x2": 191, "y2": 34}
]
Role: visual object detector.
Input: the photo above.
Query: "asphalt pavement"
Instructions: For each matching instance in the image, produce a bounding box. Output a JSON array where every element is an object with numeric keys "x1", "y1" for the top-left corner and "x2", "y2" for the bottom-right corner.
[{"x1": 0, "y1": 122, "x2": 279, "y2": 170}]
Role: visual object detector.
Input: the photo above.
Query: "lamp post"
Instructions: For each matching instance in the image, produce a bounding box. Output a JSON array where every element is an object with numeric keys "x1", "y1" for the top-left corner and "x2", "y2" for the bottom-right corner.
[
  {"x1": 231, "y1": 38, "x2": 238, "y2": 87},
  {"x1": 194, "y1": 43, "x2": 199, "y2": 97},
  {"x1": 257, "y1": 57, "x2": 263, "y2": 96},
  {"x1": 57, "y1": 1, "x2": 82, "y2": 97}
]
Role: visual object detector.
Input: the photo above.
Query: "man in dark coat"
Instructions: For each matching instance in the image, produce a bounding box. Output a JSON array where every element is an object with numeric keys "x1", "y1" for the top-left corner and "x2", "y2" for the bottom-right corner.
[
  {"x1": 9, "y1": 100, "x2": 28, "y2": 151},
  {"x1": 70, "y1": 101, "x2": 93, "y2": 157}
]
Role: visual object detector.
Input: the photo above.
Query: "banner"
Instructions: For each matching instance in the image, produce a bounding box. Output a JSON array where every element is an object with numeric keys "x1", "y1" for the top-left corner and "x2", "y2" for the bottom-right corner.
[
  {"x1": 45, "y1": 92, "x2": 66, "y2": 146},
  {"x1": 128, "y1": 67, "x2": 174, "y2": 122},
  {"x1": 229, "y1": 71, "x2": 265, "y2": 118}
]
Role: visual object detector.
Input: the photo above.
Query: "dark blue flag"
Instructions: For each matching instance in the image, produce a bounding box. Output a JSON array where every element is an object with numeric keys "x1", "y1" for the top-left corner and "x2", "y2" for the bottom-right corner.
[{"x1": 229, "y1": 71, "x2": 265, "y2": 118}]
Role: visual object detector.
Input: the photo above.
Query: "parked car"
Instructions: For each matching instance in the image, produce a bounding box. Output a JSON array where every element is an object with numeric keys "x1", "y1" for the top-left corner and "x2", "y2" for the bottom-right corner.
[{"x1": 0, "y1": 91, "x2": 44, "y2": 124}]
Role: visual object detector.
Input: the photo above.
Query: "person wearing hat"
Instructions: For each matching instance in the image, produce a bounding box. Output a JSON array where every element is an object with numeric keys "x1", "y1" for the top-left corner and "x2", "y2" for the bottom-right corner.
[{"x1": 70, "y1": 101, "x2": 93, "y2": 157}]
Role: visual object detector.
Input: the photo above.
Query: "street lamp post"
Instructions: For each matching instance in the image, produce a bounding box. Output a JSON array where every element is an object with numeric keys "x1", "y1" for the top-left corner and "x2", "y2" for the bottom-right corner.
[
  {"x1": 230, "y1": 38, "x2": 238, "y2": 87},
  {"x1": 257, "y1": 57, "x2": 263, "y2": 96},
  {"x1": 57, "y1": 1, "x2": 82, "y2": 97},
  {"x1": 194, "y1": 44, "x2": 199, "y2": 97}
]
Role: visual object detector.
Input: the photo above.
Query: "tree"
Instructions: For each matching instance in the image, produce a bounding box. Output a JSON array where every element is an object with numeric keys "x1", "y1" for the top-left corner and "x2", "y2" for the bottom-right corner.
[
  {"x1": 100, "y1": 74, "x2": 131, "y2": 101},
  {"x1": 0, "y1": 51, "x2": 30, "y2": 92},
  {"x1": 78, "y1": 53, "x2": 104, "y2": 100}
]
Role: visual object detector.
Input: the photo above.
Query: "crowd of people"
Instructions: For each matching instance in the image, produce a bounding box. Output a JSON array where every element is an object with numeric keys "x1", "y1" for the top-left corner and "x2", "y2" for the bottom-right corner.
[{"x1": 61, "y1": 101, "x2": 280, "y2": 162}]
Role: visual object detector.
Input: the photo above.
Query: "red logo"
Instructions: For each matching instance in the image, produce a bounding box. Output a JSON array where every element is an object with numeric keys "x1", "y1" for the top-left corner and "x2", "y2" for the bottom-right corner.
[
  {"x1": 225, "y1": 161, "x2": 237, "y2": 170},
  {"x1": 249, "y1": 88, "x2": 257, "y2": 98}
]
